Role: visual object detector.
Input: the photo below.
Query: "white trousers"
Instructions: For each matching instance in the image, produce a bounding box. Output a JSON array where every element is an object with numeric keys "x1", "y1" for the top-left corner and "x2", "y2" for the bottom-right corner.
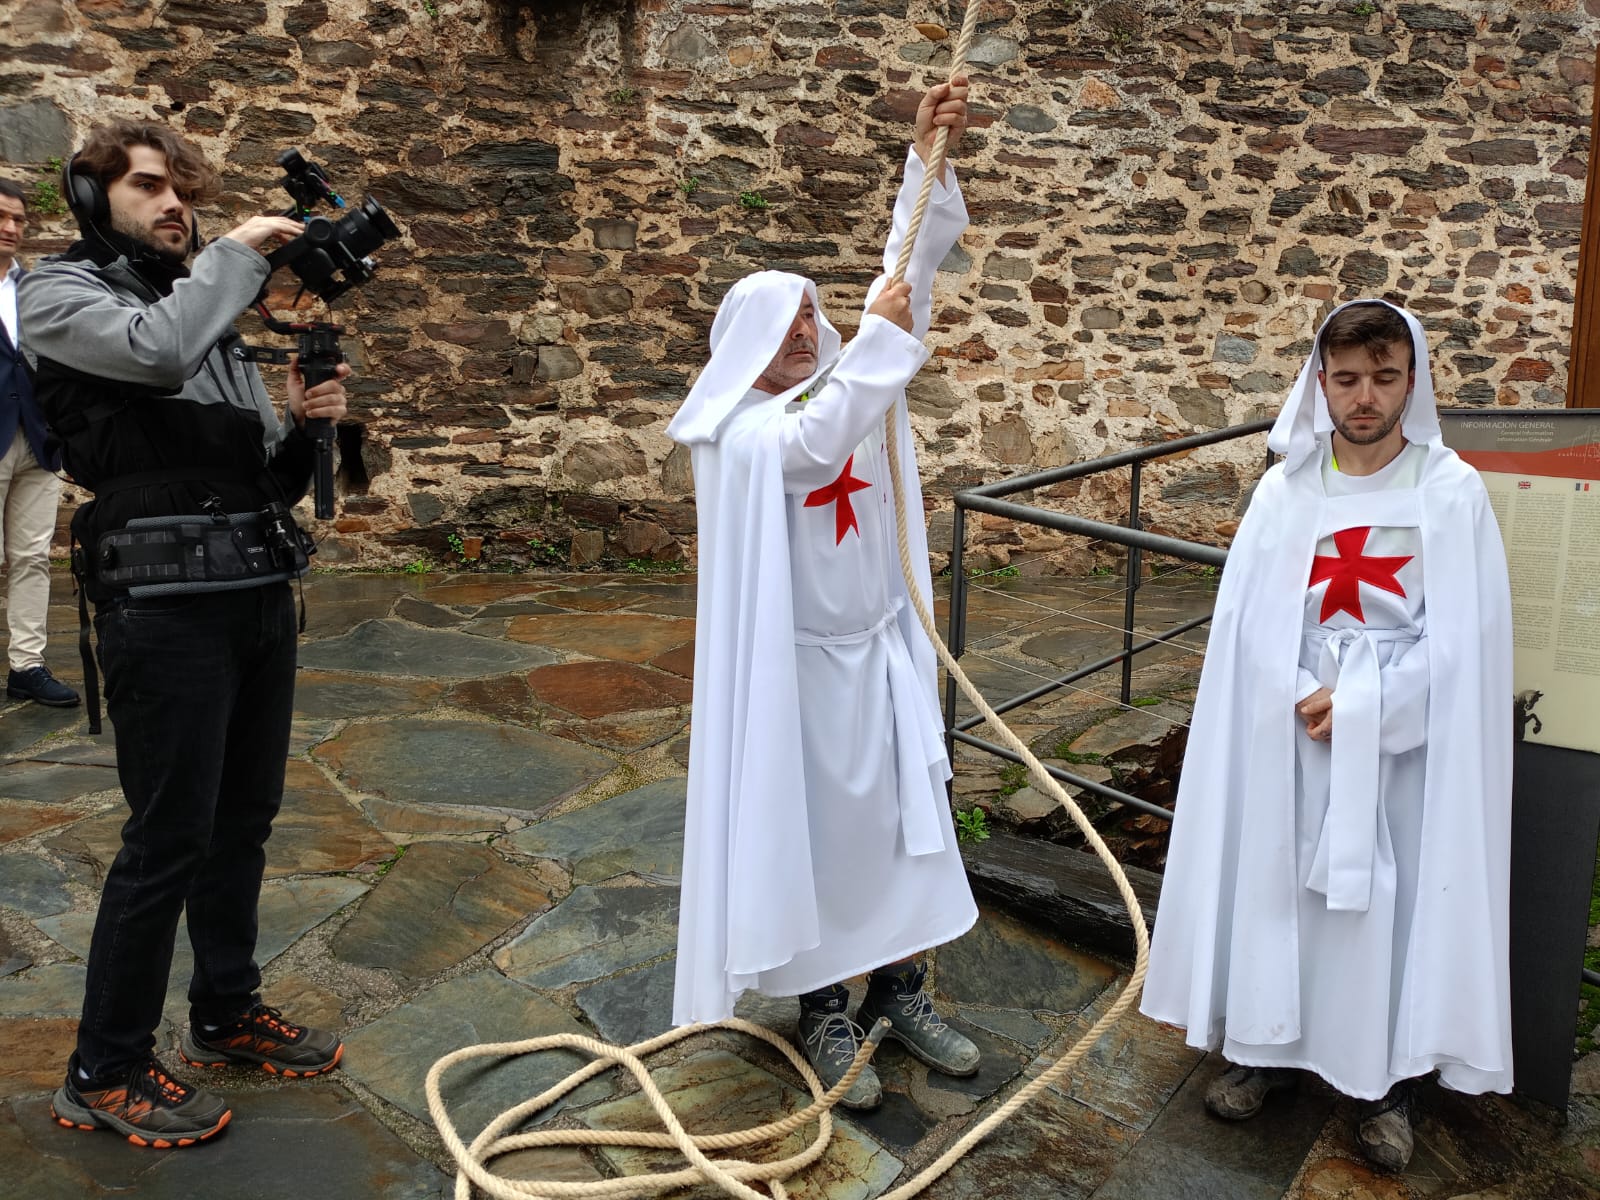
[{"x1": 0, "y1": 432, "x2": 62, "y2": 671}]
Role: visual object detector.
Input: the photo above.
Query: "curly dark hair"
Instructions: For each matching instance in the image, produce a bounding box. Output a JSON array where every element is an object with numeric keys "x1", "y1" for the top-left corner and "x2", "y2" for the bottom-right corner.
[{"x1": 71, "y1": 118, "x2": 220, "y2": 205}]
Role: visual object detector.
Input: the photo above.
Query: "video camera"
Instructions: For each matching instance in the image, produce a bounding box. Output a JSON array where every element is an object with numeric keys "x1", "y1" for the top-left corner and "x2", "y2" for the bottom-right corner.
[
  {"x1": 267, "y1": 149, "x2": 400, "y2": 304},
  {"x1": 236, "y1": 149, "x2": 401, "y2": 519}
]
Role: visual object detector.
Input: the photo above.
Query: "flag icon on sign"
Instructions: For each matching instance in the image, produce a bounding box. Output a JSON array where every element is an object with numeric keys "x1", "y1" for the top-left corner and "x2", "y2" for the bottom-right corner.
[
  {"x1": 1518, "y1": 480, "x2": 1532, "y2": 490},
  {"x1": 1577, "y1": 482, "x2": 1593, "y2": 492}
]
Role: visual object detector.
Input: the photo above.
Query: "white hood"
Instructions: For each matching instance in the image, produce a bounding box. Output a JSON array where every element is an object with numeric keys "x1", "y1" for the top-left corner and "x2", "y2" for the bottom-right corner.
[
  {"x1": 666, "y1": 270, "x2": 843, "y2": 446},
  {"x1": 1267, "y1": 298, "x2": 1441, "y2": 475}
]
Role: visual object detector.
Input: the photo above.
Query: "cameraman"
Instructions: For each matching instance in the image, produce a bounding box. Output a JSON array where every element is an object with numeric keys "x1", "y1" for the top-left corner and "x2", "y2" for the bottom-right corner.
[{"x1": 19, "y1": 119, "x2": 348, "y2": 1146}]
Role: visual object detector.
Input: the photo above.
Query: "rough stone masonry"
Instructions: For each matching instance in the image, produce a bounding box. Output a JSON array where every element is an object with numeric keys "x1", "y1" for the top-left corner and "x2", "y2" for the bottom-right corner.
[{"x1": 0, "y1": 0, "x2": 1594, "y2": 569}]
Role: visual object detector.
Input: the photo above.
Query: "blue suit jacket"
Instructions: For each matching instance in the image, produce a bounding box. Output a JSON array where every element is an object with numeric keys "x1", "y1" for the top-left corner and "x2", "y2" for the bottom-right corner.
[{"x1": 1, "y1": 266, "x2": 57, "y2": 469}]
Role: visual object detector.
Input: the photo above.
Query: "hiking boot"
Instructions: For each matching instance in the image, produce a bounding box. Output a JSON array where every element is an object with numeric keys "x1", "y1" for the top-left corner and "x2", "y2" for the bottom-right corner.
[
  {"x1": 1357, "y1": 1083, "x2": 1415, "y2": 1172},
  {"x1": 796, "y1": 985, "x2": 882, "y2": 1111},
  {"x1": 855, "y1": 960, "x2": 980, "y2": 1077},
  {"x1": 50, "y1": 1054, "x2": 231, "y2": 1148},
  {"x1": 7, "y1": 666, "x2": 80, "y2": 707},
  {"x1": 179, "y1": 1003, "x2": 343, "y2": 1078},
  {"x1": 1204, "y1": 1063, "x2": 1299, "y2": 1120}
]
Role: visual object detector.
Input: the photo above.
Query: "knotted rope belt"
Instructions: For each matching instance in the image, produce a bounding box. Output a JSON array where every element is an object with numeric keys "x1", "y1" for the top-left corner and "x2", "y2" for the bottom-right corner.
[{"x1": 428, "y1": 6, "x2": 1152, "y2": 1196}]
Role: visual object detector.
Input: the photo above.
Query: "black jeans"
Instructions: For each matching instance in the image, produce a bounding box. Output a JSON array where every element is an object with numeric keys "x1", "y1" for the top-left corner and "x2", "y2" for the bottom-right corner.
[{"x1": 76, "y1": 584, "x2": 297, "y2": 1077}]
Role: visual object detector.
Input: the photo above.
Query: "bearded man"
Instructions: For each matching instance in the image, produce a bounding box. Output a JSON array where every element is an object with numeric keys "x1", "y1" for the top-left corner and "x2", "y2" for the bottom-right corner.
[
  {"x1": 667, "y1": 80, "x2": 982, "y2": 1109},
  {"x1": 21, "y1": 118, "x2": 349, "y2": 1147}
]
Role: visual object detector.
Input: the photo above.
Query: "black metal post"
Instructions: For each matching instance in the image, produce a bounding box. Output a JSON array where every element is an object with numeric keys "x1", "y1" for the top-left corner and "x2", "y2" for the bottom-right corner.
[
  {"x1": 1121, "y1": 462, "x2": 1143, "y2": 707},
  {"x1": 944, "y1": 504, "x2": 968, "y2": 776}
]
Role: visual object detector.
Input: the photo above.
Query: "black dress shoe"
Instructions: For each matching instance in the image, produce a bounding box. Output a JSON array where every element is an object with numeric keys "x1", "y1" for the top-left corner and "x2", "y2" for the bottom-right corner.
[{"x1": 6, "y1": 666, "x2": 81, "y2": 707}]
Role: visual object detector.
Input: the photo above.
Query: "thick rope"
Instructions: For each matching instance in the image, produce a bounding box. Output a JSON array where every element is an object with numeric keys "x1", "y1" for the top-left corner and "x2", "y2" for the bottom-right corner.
[{"x1": 430, "y1": 5, "x2": 1151, "y2": 1197}]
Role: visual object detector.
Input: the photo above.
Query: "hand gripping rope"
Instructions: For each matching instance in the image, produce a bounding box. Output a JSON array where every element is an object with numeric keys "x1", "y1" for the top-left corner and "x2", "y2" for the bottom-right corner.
[{"x1": 426, "y1": 6, "x2": 1151, "y2": 1197}]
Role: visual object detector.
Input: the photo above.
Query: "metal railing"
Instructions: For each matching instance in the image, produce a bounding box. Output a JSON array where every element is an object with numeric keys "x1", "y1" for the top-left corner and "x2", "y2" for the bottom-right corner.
[{"x1": 942, "y1": 418, "x2": 1275, "y2": 823}]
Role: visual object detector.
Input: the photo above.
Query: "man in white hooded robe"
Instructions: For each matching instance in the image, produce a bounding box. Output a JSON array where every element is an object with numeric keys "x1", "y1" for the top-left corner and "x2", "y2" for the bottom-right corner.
[
  {"x1": 667, "y1": 81, "x2": 981, "y2": 1109},
  {"x1": 1140, "y1": 300, "x2": 1513, "y2": 1171}
]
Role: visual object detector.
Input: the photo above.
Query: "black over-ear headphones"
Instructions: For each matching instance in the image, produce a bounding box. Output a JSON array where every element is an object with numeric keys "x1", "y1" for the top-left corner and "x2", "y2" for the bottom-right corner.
[
  {"x1": 61, "y1": 151, "x2": 108, "y2": 232},
  {"x1": 61, "y1": 148, "x2": 202, "y2": 253}
]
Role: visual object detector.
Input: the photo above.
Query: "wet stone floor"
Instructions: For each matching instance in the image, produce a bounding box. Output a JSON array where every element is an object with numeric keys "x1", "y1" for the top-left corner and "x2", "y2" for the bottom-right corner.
[{"x1": 0, "y1": 569, "x2": 1595, "y2": 1199}]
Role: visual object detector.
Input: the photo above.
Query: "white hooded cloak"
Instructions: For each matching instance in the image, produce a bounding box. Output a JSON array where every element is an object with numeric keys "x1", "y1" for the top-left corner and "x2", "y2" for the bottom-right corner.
[
  {"x1": 1140, "y1": 300, "x2": 1514, "y2": 1099},
  {"x1": 670, "y1": 148, "x2": 977, "y2": 1025}
]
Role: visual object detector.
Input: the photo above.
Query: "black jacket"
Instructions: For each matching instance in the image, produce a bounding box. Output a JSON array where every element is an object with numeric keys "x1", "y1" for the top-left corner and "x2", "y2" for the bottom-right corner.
[{"x1": 0, "y1": 265, "x2": 56, "y2": 468}]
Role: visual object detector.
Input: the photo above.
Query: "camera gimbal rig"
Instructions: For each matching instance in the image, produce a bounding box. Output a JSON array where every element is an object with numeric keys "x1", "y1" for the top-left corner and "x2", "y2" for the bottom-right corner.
[{"x1": 233, "y1": 150, "x2": 399, "y2": 519}]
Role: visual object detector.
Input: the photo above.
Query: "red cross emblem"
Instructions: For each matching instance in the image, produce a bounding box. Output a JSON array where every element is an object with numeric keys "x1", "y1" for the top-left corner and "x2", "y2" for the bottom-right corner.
[
  {"x1": 1308, "y1": 526, "x2": 1411, "y2": 623},
  {"x1": 804, "y1": 454, "x2": 872, "y2": 544}
]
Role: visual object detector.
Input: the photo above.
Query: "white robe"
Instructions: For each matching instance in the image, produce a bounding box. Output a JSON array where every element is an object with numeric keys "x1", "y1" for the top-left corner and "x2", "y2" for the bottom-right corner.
[
  {"x1": 671, "y1": 150, "x2": 977, "y2": 1025},
  {"x1": 1141, "y1": 302, "x2": 1514, "y2": 1100}
]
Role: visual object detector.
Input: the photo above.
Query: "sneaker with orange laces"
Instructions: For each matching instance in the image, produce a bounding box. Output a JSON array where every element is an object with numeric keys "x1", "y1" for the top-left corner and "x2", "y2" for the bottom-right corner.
[
  {"x1": 51, "y1": 1054, "x2": 232, "y2": 1148},
  {"x1": 179, "y1": 1003, "x2": 343, "y2": 1078}
]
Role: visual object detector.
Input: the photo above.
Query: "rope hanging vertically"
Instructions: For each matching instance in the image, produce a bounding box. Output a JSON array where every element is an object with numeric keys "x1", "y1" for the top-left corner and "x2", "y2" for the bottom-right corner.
[{"x1": 428, "y1": 5, "x2": 1151, "y2": 1197}]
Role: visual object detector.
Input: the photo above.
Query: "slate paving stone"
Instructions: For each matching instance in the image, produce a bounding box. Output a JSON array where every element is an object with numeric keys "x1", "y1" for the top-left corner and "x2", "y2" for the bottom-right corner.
[
  {"x1": 292, "y1": 669, "x2": 447, "y2": 720},
  {"x1": 287, "y1": 716, "x2": 340, "y2": 756},
  {"x1": 331, "y1": 841, "x2": 550, "y2": 982},
  {"x1": 506, "y1": 612, "x2": 694, "y2": 664},
  {"x1": 0, "y1": 853, "x2": 74, "y2": 917},
  {"x1": 271, "y1": 760, "x2": 396, "y2": 876},
  {"x1": 507, "y1": 778, "x2": 685, "y2": 885},
  {"x1": 1041, "y1": 1001, "x2": 1202, "y2": 1132},
  {"x1": 953, "y1": 1005, "x2": 1053, "y2": 1050},
  {"x1": 342, "y1": 968, "x2": 611, "y2": 1138},
  {"x1": 920, "y1": 1086, "x2": 1136, "y2": 1200},
  {"x1": 1089, "y1": 1054, "x2": 1336, "y2": 1200},
  {"x1": 575, "y1": 957, "x2": 677, "y2": 1044},
  {"x1": 650, "y1": 641, "x2": 696, "y2": 679},
  {"x1": 548, "y1": 711, "x2": 690, "y2": 752},
  {"x1": 0, "y1": 1015, "x2": 77, "y2": 1098},
  {"x1": 0, "y1": 922, "x2": 28, "y2": 977},
  {"x1": 0, "y1": 962, "x2": 88, "y2": 1016},
  {"x1": 316, "y1": 717, "x2": 614, "y2": 814},
  {"x1": 527, "y1": 660, "x2": 693, "y2": 719},
  {"x1": 495, "y1": 883, "x2": 677, "y2": 990},
  {"x1": 363, "y1": 797, "x2": 513, "y2": 837},
  {"x1": 299, "y1": 619, "x2": 558, "y2": 678},
  {"x1": 1068, "y1": 702, "x2": 1189, "y2": 761},
  {"x1": 945, "y1": 656, "x2": 1049, "y2": 718},
  {"x1": 4, "y1": 1084, "x2": 450, "y2": 1199},
  {"x1": 23, "y1": 735, "x2": 118, "y2": 767},
  {"x1": 494, "y1": 1145, "x2": 607, "y2": 1186},
  {"x1": 0, "y1": 762, "x2": 119, "y2": 804},
  {"x1": 0, "y1": 702, "x2": 80, "y2": 757},
  {"x1": 0, "y1": 798, "x2": 81, "y2": 845},
  {"x1": 539, "y1": 586, "x2": 641, "y2": 612},
  {"x1": 474, "y1": 597, "x2": 567, "y2": 618},
  {"x1": 298, "y1": 593, "x2": 408, "y2": 640},
  {"x1": 261, "y1": 969, "x2": 347, "y2": 1035},
  {"x1": 835, "y1": 1090, "x2": 938, "y2": 1157},
  {"x1": 444, "y1": 674, "x2": 542, "y2": 725},
  {"x1": 1022, "y1": 625, "x2": 1191, "y2": 672},
  {"x1": 47, "y1": 771, "x2": 391, "y2": 884},
  {"x1": 418, "y1": 579, "x2": 562, "y2": 607},
  {"x1": 937, "y1": 906, "x2": 1117, "y2": 1015},
  {"x1": 394, "y1": 594, "x2": 470, "y2": 627},
  {"x1": 582, "y1": 1050, "x2": 903, "y2": 1200},
  {"x1": 37, "y1": 876, "x2": 368, "y2": 1017}
]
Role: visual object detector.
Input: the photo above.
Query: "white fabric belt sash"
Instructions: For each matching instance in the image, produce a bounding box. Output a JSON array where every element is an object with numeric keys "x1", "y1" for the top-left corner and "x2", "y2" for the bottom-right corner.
[
  {"x1": 793, "y1": 599, "x2": 945, "y2": 857},
  {"x1": 1304, "y1": 625, "x2": 1420, "y2": 913}
]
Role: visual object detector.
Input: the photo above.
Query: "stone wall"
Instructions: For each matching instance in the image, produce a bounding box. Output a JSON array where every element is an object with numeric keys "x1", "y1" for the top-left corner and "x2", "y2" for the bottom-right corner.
[{"x1": 1, "y1": 0, "x2": 1595, "y2": 570}]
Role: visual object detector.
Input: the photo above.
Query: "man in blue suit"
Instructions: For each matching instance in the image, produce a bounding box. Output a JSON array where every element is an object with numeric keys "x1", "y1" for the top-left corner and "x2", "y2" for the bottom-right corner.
[{"x1": 0, "y1": 179, "x2": 78, "y2": 707}]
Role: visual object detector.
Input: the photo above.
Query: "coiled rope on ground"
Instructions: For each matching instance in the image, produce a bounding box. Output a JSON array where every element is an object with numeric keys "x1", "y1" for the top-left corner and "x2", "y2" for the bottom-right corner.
[{"x1": 427, "y1": 6, "x2": 1151, "y2": 1197}]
